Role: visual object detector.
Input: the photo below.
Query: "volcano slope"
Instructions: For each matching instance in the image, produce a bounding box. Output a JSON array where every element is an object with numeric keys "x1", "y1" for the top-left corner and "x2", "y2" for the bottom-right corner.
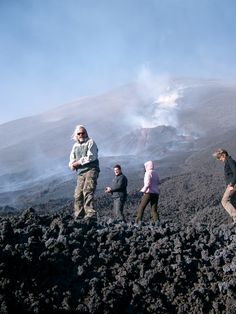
[
  {"x1": 1, "y1": 134, "x2": 236, "y2": 313},
  {"x1": 1, "y1": 152, "x2": 236, "y2": 314}
]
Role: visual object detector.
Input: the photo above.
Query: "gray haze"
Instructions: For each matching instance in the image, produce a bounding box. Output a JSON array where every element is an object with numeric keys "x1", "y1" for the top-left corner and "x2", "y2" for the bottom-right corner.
[{"x1": 0, "y1": 77, "x2": 236, "y2": 207}]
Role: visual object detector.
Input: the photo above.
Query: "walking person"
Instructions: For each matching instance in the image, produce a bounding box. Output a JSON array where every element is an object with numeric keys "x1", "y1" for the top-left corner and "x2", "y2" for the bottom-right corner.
[
  {"x1": 69, "y1": 125, "x2": 100, "y2": 220},
  {"x1": 213, "y1": 148, "x2": 236, "y2": 223},
  {"x1": 105, "y1": 165, "x2": 128, "y2": 222},
  {"x1": 135, "y1": 160, "x2": 160, "y2": 225}
]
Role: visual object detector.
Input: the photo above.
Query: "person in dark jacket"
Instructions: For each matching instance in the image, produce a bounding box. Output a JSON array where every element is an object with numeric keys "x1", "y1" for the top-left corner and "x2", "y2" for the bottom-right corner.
[
  {"x1": 213, "y1": 148, "x2": 236, "y2": 223},
  {"x1": 105, "y1": 165, "x2": 128, "y2": 222}
]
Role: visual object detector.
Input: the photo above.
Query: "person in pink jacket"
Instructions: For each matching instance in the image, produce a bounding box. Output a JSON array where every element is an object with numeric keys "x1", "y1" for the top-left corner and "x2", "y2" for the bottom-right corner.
[{"x1": 135, "y1": 160, "x2": 160, "y2": 224}]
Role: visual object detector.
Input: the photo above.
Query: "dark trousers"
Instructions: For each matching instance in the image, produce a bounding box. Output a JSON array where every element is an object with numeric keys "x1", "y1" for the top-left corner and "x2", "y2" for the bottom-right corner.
[
  {"x1": 136, "y1": 193, "x2": 159, "y2": 223},
  {"x1": 113, "y1": 197, "x2": 126, "y2": 221}
]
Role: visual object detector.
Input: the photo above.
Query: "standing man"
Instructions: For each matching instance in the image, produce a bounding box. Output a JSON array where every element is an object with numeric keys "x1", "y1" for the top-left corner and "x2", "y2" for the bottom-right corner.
[
  {"x1": 69, "y1": 125, "x2": 100, "y2": 220},
  {"x1": 135, "y1": 160, "x2": 160, "y2": 225},
  {"x1": 105, "y1": 165, "x2": 128, "y2": 222},
  {"x1": 213, "y1": 148, "x2": 236, "y2": 223}
]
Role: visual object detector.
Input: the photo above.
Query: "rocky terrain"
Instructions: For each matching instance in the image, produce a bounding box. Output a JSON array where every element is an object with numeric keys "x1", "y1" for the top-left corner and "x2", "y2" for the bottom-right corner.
[
  {"x1": 1, "y1": 146, "x2": 236, "y2": 313},
  {"x1": 0, "y1": 207, "x2": 235, "y2": 314}
]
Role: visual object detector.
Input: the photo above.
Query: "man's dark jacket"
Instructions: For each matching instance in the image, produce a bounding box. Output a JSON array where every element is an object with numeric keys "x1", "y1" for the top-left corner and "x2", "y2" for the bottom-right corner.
[
  {"x1": 224, "y1": 156, "x2": 236, "y2": 186},
  {"x1": 110, "y1": 173, "x2": 128, "y2": 200}
]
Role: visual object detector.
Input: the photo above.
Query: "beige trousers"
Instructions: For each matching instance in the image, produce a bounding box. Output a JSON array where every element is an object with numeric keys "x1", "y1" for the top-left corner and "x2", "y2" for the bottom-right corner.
[
  {"x1": 74, "y1": 169, "x2": 99, "y2": 218},
  {"x1": 221, "y1": 185, "x2": 236, "y2": 221}
]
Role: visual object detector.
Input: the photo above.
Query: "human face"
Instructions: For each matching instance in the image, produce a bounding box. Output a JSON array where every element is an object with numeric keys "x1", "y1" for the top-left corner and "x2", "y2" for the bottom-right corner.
[
  {"x1": 219, "y1": 155, "x2": 226, "y2": 162},
  {"x1": 76, "y1": 128, "x2": 86, "y2": 142},
  {"x1": 114, "y1": 167, "x2": 121, "y2": 176}
]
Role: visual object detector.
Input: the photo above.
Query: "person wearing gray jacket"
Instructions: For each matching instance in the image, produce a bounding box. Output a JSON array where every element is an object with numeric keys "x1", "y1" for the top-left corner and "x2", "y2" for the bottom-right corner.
[
  {"x1": 69, "y1": 125, "x2": 100, "y2": 220},
  {"x1": 105, "y1": 165, "x2": 128, "y2": 222}
]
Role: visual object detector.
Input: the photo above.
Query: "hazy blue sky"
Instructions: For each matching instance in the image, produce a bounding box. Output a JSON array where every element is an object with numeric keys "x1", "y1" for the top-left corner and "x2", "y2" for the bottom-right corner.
[{"x1": 0, "y1": 0, "x2": 236, "y2": 124}]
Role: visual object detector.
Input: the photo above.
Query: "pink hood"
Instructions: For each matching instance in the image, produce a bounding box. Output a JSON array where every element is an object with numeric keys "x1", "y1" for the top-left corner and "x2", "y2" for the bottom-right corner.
[
  {"x1": 141, "y1": 161, "x2": 160, "y2": 194},
  {"x1": 144, "y1": 160, "x2": 154, "y2": 171}
]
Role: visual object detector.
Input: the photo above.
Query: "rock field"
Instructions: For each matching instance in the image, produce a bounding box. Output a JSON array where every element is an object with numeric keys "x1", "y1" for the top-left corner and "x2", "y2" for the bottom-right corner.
[{"x1": 0, "y1": 205, "x2": 235, "y2": 313}]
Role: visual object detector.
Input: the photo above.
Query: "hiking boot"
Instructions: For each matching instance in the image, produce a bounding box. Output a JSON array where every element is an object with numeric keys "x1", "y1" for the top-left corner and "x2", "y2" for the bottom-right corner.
[{"x1": 84, "y1": 214, "x2": 97, "y2": 222}]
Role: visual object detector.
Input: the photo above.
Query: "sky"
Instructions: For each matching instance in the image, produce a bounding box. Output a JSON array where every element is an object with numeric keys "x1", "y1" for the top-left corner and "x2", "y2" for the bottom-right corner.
[{"x1": 0, "y1": 0, "x2": 236, "y2": 124}]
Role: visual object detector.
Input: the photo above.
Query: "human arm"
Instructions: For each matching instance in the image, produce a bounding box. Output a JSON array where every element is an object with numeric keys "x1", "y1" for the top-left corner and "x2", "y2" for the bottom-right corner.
[{"x1": 68, "y1": 144, "x2": 77, "y2": 171}]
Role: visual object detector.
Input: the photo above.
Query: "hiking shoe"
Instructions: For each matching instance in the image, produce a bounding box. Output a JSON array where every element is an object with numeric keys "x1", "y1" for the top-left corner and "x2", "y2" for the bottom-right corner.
[
  {"x1": 74, "y1": 215, "x2": 83, "y2": 221},
  {"x1": 149, "y1": 221, "x2": 159, "y2": 227},
  {"x1": 84, "y1": 214, "x2": 97, "y2": 221}
]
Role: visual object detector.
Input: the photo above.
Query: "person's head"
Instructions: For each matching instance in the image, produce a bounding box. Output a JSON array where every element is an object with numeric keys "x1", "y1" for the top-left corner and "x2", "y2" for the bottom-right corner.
[
  {"x1": 144, "y1": 160, "x2": 154, "y2": 171},
  {"x1": 213, "y1": 148, "x2": 228, "y2": 161},
  {"x1": 72, "y1": 125, "x2": 88, "y2": 143},
  {"x1": 113, "y1": 164, "x2": 122, "y2": 176}
]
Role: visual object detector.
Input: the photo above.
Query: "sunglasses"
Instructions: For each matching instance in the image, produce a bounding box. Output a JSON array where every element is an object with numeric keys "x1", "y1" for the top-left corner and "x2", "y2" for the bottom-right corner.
[{"x1": 77, "y1": 132, "x2": 85, "y2": 135}]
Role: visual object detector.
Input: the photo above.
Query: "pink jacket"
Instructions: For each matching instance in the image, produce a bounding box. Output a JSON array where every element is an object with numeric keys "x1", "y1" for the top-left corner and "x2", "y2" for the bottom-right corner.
[{"x1": 140, "y1": 161, "x2": 160, "y2": 194}]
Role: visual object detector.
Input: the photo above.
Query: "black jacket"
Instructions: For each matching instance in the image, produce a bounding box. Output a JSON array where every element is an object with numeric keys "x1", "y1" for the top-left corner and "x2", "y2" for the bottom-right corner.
[
  {"x1": 110, "y1": 173, "x2": 128, "y2": 200},
  {"x1": 224, "y1": 156, "x2": 236, "y2": 186}
]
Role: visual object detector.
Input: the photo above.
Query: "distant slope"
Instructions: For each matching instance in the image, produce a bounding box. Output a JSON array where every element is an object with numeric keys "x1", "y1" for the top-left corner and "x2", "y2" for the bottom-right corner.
[{"x1": 0, "y1": 78, "x2": 236, "y2": 209}]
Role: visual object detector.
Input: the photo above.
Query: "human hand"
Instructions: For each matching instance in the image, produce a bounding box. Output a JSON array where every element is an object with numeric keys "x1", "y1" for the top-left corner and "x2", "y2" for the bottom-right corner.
[
  {"x1": 104, "y1": 187, "x2": 111, "y2": 193},
  {"x1": 69, "y1": 164, "x2": 76, "y2": 171},
  {"x1": 69, "y1": 161, "x2": 80, "y2": 171}
]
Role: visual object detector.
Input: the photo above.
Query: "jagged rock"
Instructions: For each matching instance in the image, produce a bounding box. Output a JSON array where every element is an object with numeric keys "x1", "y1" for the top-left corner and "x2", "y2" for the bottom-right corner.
[{"x1": 0, "y1": 210, "x2": 235, "y2": 313}]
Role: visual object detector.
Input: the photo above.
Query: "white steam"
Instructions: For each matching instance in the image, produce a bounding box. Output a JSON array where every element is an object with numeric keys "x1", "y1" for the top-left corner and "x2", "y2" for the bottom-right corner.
[{"x1": 134, "y1": 66, "x2": 183, "y2": 128}]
